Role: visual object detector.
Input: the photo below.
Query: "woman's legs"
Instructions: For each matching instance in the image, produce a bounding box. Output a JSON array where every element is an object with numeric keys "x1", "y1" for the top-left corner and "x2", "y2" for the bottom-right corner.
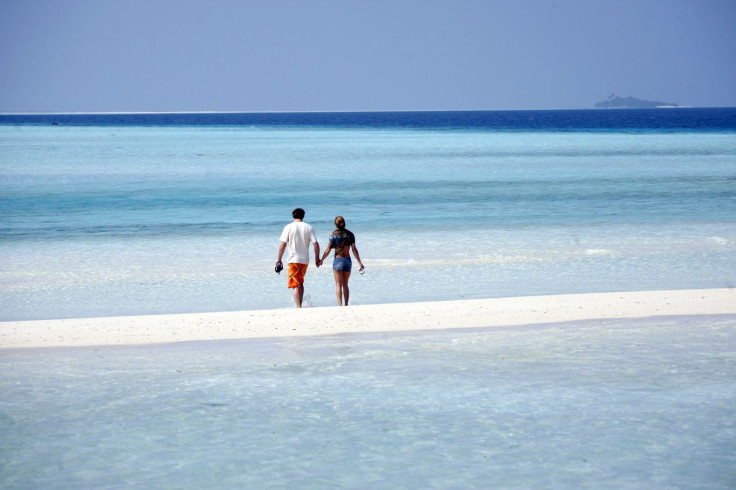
[{"x1": 333, "y1": 270, "x2": 352, "y2": 306}]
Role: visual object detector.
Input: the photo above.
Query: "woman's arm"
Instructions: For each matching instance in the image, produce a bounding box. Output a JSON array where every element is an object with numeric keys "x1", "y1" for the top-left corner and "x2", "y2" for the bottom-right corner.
[
  {"x1": 320, "y1": 242, "x2": 332, "y2": 264},
  {"x1": 351, "y1": 243, "x2": 364, "y2": 270}
]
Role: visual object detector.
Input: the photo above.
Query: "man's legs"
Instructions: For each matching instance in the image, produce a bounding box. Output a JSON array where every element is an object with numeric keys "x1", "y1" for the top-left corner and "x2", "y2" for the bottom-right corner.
[
  {"x1": 288, "y1": 263, "x2": 308, "y2": 308},
  {"x1": 293, "y1": 284, "x2": 305, "y2": 308}
]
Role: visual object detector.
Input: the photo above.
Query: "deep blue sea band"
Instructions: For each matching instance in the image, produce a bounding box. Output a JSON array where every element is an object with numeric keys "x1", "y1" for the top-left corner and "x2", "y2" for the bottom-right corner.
[{"x1": 1, "y1": 108, "x2": 735, "y2": 132}]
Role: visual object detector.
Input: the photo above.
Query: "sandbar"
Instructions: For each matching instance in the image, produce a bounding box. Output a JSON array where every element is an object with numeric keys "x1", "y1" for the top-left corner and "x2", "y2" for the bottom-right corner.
[{"x1": 1, "y1": 289, "x2": 734, "y2": 349}]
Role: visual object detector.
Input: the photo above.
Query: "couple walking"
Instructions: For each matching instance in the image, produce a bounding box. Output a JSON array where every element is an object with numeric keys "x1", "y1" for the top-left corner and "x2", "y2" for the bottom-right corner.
[{"x1": 276, "y1": 208, "x2": 365, "y2": 308}]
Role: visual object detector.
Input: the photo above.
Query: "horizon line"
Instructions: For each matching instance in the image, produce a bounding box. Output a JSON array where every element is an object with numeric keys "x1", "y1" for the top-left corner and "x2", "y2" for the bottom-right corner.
[{"x1": 0, "y1": 106, "x2": 717, "y2": 116}]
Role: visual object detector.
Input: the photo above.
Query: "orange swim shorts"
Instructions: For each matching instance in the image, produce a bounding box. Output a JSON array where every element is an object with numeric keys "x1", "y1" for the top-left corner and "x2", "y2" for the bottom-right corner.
[{"x1": 287, "y1": 263, "x2": 308, "y2": 288}]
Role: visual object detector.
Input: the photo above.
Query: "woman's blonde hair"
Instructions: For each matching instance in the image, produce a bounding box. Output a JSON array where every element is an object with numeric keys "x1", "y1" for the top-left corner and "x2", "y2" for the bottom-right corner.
[{"x1": 334, "y1": 216, "x2": 346, "y2": 230}]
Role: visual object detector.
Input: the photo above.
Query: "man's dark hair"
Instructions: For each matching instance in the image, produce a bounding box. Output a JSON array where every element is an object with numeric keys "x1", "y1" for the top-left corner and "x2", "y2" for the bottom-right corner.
[{"x1": 292, "y1": 208, "x2": 306, "y2": 220}]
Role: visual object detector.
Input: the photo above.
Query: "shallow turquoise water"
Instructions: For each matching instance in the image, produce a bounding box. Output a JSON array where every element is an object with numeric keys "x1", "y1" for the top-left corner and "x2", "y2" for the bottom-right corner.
[
  {"x1": 1, "y1": 124, "x2": 735, "y2": 320},
  {"x1": 2, "y1": 315, "x2": 735, "y2": 488}
]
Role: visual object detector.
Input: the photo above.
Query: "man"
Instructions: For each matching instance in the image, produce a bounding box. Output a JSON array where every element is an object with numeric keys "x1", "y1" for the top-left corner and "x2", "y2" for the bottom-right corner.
[{"x1": 276, "y1": 208, "x2": 321, "y2": 308}]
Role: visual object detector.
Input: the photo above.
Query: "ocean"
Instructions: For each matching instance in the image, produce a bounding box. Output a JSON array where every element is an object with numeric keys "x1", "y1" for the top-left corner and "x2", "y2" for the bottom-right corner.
[
  {"x1": 1, "y1": 109, "x2": 735, "y2": 320},
  {"x1": 2, "y1": 109, "x2": 736, "y2": 488}
]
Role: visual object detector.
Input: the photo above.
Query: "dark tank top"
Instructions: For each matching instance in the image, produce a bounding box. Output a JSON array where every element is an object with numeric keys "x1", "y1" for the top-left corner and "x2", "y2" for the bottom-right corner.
[{"x1": 329, "y1": 229, "x2": 355, "y2": 257}]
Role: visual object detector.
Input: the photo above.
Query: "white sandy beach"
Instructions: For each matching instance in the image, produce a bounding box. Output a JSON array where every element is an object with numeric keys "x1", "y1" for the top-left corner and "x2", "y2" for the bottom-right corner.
[{"x1": 1, "y1": 289, "x2": 734, "y2": 349}]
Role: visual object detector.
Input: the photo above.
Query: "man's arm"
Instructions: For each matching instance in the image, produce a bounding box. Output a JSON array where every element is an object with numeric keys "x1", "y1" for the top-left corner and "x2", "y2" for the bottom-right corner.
[
  {"x1": 314, "y1": 242, "x2": 321, "y2": 267},
  {"x1": 276, "y1": 242, "x2": 286, "y2": 265}
]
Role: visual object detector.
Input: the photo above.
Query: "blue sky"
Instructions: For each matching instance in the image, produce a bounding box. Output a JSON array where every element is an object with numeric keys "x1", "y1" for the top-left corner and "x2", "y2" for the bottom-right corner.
[{"x1": 1, "y1": 0, "x2": 734, "y2": 112}]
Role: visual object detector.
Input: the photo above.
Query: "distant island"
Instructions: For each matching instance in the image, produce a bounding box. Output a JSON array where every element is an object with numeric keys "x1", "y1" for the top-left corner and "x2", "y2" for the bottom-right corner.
[{"x1": 595, "y1": 93, "x2": 679, "y2": 108}]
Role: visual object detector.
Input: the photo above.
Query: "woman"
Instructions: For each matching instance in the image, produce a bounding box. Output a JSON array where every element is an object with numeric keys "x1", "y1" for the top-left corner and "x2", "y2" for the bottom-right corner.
[{"x1": 320, "y1": 216, "x2": 365, "y2": 306}]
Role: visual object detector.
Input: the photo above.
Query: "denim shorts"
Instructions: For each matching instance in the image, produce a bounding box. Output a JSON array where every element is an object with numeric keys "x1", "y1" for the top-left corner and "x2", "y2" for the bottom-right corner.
[{"x1": 333, "y1": 256, "x2": 352, "y2": 272}]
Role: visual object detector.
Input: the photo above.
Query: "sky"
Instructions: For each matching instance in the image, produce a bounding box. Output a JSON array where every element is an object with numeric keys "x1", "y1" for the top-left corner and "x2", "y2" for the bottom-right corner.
[{"x1": 1, "y1": 0, "x2": 734, "y2": 112}]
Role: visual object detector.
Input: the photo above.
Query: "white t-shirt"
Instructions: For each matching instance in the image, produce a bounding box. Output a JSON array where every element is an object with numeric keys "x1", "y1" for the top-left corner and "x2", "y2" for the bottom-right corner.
[{"x1": 279, "y1": 221, "x2": 317, "y2": 264}]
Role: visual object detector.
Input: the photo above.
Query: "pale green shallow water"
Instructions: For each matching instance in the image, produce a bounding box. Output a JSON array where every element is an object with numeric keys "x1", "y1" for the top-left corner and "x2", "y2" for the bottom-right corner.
[{"x1": 2, "y1": 314, "x2": 735, "y2": 488}]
